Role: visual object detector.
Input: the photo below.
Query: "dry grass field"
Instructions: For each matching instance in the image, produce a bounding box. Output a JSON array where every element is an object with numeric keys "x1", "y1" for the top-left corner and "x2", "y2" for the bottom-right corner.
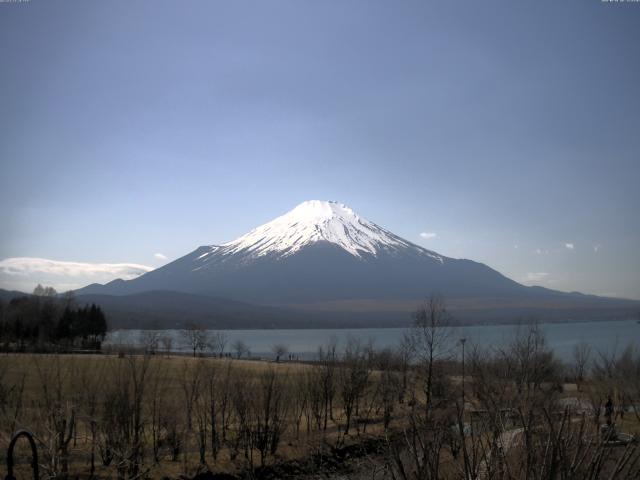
[
  {"x1": 0, "y1": 351, "x2": 407, "y2": 479},
  {"x1": 1, "y1": 321, "x2": 639, "y2": 480}
]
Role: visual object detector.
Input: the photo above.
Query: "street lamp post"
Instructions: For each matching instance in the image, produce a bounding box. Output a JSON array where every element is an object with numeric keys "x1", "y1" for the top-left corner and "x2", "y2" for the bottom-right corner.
[
  {"x1": 460, "y1": 338, "x2": 467, "y2": 408},
  {"x1": 460, "y1": 337, "x2": 469, "y2": 480}
]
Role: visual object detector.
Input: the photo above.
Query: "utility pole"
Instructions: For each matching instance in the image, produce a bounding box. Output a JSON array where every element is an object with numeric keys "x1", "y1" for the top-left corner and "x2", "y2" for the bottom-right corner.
[
  {"x1": 459, "y1": 337, "x2": 469, "y2": 480},
  {"x1": 460, "y1": 337, "x2": 466, "y2": 409}
]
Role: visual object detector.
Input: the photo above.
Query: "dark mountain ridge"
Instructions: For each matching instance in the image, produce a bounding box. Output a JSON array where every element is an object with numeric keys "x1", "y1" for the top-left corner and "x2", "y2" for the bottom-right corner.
[{"x1": 63, "y1": 200, "x2": 640, "y2": 327}]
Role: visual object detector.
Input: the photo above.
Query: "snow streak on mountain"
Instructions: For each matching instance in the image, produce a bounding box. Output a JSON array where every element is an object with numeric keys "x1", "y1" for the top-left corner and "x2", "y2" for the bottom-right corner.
[
  {"x1": 197, "y1": 200, "x2": 443, "y2": 263},
  {"x1": 71, "y1": 200, "x2": 640, "y2": 326}
]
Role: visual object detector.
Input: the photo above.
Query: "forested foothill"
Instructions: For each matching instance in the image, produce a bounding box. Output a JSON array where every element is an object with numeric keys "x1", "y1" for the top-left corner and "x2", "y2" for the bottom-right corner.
[{"x1": 0, "y1": 285, "x2": 107, "y2": 352}]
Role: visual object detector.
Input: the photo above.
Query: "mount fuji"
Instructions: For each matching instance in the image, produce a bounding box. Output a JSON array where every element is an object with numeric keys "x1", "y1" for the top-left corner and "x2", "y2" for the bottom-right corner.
[{"x1": 75, "y1": 201, "x2": 639, "y2": 327}]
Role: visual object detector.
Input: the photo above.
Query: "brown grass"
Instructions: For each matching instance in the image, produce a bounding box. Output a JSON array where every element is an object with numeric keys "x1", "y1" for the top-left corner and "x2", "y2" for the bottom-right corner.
[{"x1": 0, "y1": 352, "x2": 399, "y2": 479}]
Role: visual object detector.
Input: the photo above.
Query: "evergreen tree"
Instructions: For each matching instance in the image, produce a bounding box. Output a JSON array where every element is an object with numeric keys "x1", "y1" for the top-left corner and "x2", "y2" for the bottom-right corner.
[
  {"x1": 0, "y1": 288, "x2": 108, "y2": 351},
  {"x1": 56, "y1": 307, "x2": 75, "y2": 341}
]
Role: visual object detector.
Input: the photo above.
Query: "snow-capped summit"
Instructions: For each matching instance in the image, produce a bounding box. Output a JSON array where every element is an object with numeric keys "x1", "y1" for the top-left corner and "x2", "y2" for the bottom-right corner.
[
  {"x1": 73, "y1": 200, "x2": 635, "y2": 324},
  {"x1": 74, "y1": 200, "x2": 530, "y2": 304},
  {"x1": 209, "y1": 200, "x2": 441, "y2": 260}
]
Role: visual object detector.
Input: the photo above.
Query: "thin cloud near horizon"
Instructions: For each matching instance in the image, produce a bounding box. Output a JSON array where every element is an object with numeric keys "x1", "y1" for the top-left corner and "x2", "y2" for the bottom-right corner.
[
  {"x1": 523, "y1": 272, "x2": 550, "y2": 283},
  {"x1": 0, "y1": 257, "x2": 153, "y2": 293}
]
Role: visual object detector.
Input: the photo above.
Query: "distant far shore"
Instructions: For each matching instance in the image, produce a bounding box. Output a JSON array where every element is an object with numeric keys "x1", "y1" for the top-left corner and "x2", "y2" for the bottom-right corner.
[
  {"x1": 108, "y1": 315, "x2": 639, "y2": 331},
  {"x1": 105, "y1": 318, "x2": 638, "y2": 363}
]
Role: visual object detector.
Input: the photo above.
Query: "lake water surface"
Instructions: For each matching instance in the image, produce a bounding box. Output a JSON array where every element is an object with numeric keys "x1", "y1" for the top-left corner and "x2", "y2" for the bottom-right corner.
[{"x1": 106, "y1": 319, "x2": 639, "y2": 362}]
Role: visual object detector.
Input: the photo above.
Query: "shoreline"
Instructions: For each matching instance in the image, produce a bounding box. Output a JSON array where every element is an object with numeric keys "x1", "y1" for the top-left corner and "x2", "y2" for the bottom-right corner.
[{"x1": 107, "y1": 316, "x2": 639, "y2": 332}]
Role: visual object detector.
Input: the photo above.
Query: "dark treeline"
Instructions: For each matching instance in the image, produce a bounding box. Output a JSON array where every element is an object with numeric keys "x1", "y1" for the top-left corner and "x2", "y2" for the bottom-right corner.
[{"x1": 0, "y1": 284, "x2": 107, "y2": 351}]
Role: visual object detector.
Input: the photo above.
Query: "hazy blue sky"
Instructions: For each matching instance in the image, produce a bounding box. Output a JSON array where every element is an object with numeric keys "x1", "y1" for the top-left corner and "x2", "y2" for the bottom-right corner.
[{"x1": 1, "y1": 0, "x2": 639, "y2": 299}]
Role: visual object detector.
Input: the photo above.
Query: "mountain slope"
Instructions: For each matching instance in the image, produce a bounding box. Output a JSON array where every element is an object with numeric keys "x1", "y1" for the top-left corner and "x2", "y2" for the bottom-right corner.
[
  {"x1": 74, "y1": 291, "x2": 310, "y2": 329},
  {"x1": 76, "y1": 201, "x2": 526, "y2": 302},
  {"x1": 75, "y1": 200, "x2": 639, "y2": 322}
]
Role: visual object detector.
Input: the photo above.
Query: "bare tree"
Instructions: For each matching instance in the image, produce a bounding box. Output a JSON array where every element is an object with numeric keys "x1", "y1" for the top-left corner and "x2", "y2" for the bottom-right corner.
[
  {"x1": 218, "y1": 361, "x2": 234, "y2": 443},
  {"x1": 140, "y1": 330, "x2": 161, "y2": 354},
  {"x1": 33, "y1": 355, "x2": 76, "y2": 478},
  {"x1": 232, "y1": 339, "x2": 250, "y2": 359},
  {"x1": 338, "y1": 337, "x2": 370, "y2": 435},
  {"x1": 180, "y1": 359, "x2": 205, "y2": 431},
  {"x1": 159, "y1": 402, "x2": 183, "y2": 462},
  {"x1": 290, "y1": 373, "x2": 308, "y2": 438},
  {"x1": 271, "y1": 343, "x2": 288, "y2": 362},
  {"x1": 160, "y1": 335, "x2": 173, "y2": 358},
  {"x1": 469, "y1": 336, "x2": 640, "y2": 480},
  {"x1": 396, "y1": 334, "x2": 414, "y2": 404},
  {"x1": 203, "y1": 362, "x2": 221, "y2": 462},
  {"x1": 305, "y1": 366, "x2": 324, "y2": 431},
  {"x1": 506, "y1": 322, "x2": 560, "y2": 398},
  {"x1": 591, "y1": 343, "x2": 640, "y2": 424},
  {"x1": 194, "y1": 373, "x2": 209, "y2": 465},
  {"x1": 376, "y1": 349, "x2": 401, "y2": 430},
  {"x1": 230, "y1": 375, "x2": 253, "y2": 462},
  {"x1": 410, "y1": 294, "x2": 454, "y2": 415},
  {"x1": 318, "y1": 338, "x2": 338, "y2": 431},
  {"x1": 181, "y1": 323, "x2": 210, "y2": 357},
  {"x1": 126, "y1": 354, "x2": 151, "y2": 478},
  {"x1": 572, "y1": 341, "x2": 592, "y2": 387},
  {"x1": 252, "y1": 369, "x2": 290, "y2": 466},
  {"x1": 0, "y1": 355, "x2": 26, "y2": 440},
  {"x1": 77, "y1": 358, "x2": 107, "y2": 476},
  {"x1": 210, "y1": 331, "x2": 228, "y2": 357},
  {"x1": 617, "y1": 345, "x2": 640, "y2": 422},
  {"x1": 147, "y1": 360, "x2": 171, "y2": 463},
  {"x1": 99, "y1": 355, "x2": 151, "y2": 479}
]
